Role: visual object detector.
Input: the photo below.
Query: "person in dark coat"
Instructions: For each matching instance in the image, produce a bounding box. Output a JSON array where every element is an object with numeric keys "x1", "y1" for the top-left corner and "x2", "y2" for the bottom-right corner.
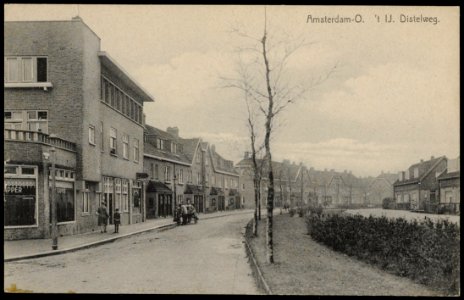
[
  {"x1": 97, "y1": 202, "x2": 109, "y2": 233},
  {"x1": 174, "y1": 204, "x2": 182, "y2": 225},
  {"x1": 113, "y1": 208, "x2": 121, "y2": 233}
]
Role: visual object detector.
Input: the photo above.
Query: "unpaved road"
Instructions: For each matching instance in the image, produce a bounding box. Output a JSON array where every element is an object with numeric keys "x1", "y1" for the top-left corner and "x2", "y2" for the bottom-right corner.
[{"x1": 4, "y1": 214, "x2": 261, "y2": 294}]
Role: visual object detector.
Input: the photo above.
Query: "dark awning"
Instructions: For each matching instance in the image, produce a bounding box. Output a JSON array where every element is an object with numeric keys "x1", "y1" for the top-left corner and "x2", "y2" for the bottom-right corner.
[
  {"x1": 146, "y1": 181, "x2": 172, "y2": 193},
  {"x1": 185, "y1": 184, "x2": 203, "y2": 194},
  {"x1": 229, "y1": 189, "x2": 238, "y2": 196}
]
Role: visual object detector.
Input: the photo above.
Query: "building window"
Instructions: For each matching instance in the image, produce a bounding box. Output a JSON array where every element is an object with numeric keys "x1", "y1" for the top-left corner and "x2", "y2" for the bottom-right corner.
[
  {"x1": 4, "y1": 165, "x2": 37, "y2": 226},
  {"x1": 164, "y1": 166, "x2": 171, "y2": 182},
  {"x1": 4, "y1": 111, "x2": 23, "y2": 130},
  {"x1": 110, "y1": 127, "x2": 117, "y2": 155},
  {"x1": 89, "y1": 125, "x2": 96, "y2": 145},
  {"x1": 82, "y1": 190, "x2": 90, "y2": 214},
  {"x1": 133, "y1": 138, "x2": 140, "y2": 162},
  {"x1": 196, "y1": 153, "x2": 201, "y2": 164},
  {"x1": 177, "y1": 194, "x2": 183, "y2": 205},
  {"x1": 171, "y1": 143, "x2": 177, "y2": 153},
  {"x1": 4, "y1": 56, "x2": 48, "y2": 83},
  {"x1": 155, "y1": 164, "x2": 159, "y2": 180},
  {"x1": 179, "y1": 169, "x2": 184, "y2": 183},
  {"x1": 197, "y1": 172, "x2": 201, "y2": 185},
  {"x1": 122, "y1": 179, "x2": 129, "y2": 212},
  {"x1": 122, "y1": 134, "x2": 129, "y2": 159},
  {"x1": 150, "y1": 163, "x2": 155, "y2": 179},
  {"x1": 27, "y1": 110, "x2": 48, "y2": 133},
  {"x1": 55, "y1": 187, "x2": 75, "y2": 223}
]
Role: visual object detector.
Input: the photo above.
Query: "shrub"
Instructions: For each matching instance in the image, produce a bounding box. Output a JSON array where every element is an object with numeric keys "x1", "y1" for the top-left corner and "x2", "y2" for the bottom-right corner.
[{"x1": 306, "y1": 214, "x2": 460, "y2": 295}]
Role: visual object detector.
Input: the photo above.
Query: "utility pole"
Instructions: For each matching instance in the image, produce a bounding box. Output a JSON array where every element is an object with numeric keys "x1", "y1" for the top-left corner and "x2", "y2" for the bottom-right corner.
[{"x1": 50, "y1": 147, "x2": 58, "y2": 250}]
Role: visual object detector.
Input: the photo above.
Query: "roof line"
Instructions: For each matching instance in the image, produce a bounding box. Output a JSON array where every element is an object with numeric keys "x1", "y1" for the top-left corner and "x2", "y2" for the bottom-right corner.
[
  {"x1": 143, "y1": 153, "x2": 191, "y2": 167},
  {"x1": 98, "y1": 51, "x2": 155, "y2": 102},
  {"x1": 420, "y1": 156, "x2": 446, "y2": 181}
]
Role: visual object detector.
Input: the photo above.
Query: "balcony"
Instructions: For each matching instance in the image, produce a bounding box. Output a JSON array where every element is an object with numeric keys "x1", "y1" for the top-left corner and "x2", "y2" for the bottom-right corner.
[{"x1": 4, "y1": 129, "x2": 76, "y2": 152}]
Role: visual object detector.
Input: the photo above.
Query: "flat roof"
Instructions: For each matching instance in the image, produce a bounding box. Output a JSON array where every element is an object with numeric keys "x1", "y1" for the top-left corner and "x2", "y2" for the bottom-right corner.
[{"x1": 99, "y1": 52, "x2": 155, "y2": 103}]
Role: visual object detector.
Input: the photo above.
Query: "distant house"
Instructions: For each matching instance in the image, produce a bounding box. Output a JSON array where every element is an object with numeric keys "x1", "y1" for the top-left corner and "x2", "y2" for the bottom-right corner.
[
  {"x1": 437, "y1": 157, "x2": 460, "y2": 214},
  {"x1": 393, "y1": 156, "x2": 447, "y2": 211},
  {"x1": 366, "y1": 172, "x2": 397, "y2": 207},
  {"x1": 235, "y1": 155, "x2": 309, "y2": 209}
]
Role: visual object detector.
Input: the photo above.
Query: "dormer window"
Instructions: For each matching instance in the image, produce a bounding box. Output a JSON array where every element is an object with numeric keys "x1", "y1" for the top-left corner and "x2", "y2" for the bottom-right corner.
[{"x1": 171, "y1": 142, "x2": 177, "y2": 153}]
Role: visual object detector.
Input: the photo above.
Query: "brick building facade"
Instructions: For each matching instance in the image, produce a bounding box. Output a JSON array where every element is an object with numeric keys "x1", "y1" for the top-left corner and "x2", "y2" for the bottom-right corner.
[{"x1": 4, "y1": 17, "x2": 154, "y2": 240}]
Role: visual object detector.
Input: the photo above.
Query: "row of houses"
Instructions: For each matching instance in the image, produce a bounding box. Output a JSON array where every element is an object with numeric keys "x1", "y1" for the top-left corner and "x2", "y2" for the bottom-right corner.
[
  {"x1": 393, "y1": 156, "x2": 460, "y2": 214},
  {"x1": 236, "y1": 153, "x2": 399, "y2": 210},
  {"x1": 4, "y1": 17, "x2": 243, "y2": 240},
  {"x1": 237, "y1": 154, "x2": 460, "y2": 215}
]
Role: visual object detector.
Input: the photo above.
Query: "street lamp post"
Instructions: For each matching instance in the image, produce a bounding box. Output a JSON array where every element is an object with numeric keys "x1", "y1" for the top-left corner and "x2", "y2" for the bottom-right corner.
[{"x1": 50, "y1": 147, "x2": 58, "y2": 250}]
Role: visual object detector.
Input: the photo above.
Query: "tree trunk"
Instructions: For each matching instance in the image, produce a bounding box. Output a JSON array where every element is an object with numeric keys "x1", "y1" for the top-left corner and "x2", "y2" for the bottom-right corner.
[{"x1": 253, "y1": 179, "x2": 259, "y2": 236}]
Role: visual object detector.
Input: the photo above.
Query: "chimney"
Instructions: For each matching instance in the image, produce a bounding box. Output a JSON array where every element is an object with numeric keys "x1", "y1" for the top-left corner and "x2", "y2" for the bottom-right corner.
[
  {"x1": 430, "y1": 155, "x2": 435, "y2": 160},
  {"x1": 244, "y1": 151, "x2": 250, "y2": 159},
  {"x1": 166, "y1": 126, "x2": 179, "y2": 138},
  {"x1": 211, "y1": 144, "x2": 215, "y2": 153},
  {"x1": 324, "y1": 168, "x2": 328, "y2": 172},
  {"x1": 283, "y1": 159, "x2": 290, "y2": 165}
]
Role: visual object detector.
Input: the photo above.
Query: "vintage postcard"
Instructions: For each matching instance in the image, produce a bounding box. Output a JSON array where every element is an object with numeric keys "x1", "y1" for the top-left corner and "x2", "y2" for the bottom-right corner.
[{"x1": 4, "y1": 4, "x2": 460, "y2": 295}]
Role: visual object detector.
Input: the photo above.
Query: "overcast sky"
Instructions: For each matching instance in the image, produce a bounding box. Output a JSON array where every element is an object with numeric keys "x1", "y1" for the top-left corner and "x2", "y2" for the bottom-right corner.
[{"x1": 5, "y1": 5, "x2": 460, "y2": 177}]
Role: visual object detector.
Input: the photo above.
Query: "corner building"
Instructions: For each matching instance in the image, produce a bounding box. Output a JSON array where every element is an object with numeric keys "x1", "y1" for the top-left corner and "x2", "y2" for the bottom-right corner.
[{"x1": 4, "y1": 17, "x2": 154, "y2": 240}]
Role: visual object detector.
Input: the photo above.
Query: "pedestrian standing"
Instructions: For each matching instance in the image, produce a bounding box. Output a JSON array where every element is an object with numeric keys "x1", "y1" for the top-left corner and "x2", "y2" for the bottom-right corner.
[
  {"x1": 97, "y1": 202, "x2": 109, "y2": 233},
  {"x1": 113, "y1": 208, "x2": 121, "y2": 233}
]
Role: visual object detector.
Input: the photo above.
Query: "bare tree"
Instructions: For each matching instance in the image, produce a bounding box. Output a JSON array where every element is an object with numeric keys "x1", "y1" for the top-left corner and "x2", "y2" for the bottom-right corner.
[
  {"x1": 222, "y1": 7, "x2": 336, "y2": 263},
  {"x1": 243, "y1": 85, "x2": 265, "y2": 236}
]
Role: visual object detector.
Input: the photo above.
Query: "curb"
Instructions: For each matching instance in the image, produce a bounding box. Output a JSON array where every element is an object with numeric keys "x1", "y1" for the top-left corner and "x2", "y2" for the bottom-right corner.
[
  {"x1": 4, "y1": 223, "x2": 177, "y2": 262},
  {"x1": 243, "y1": 219, "x2": 273, "y2": 295},
  {"x1": 5, "y1": 210, "x2": 252, "y2": 263}
]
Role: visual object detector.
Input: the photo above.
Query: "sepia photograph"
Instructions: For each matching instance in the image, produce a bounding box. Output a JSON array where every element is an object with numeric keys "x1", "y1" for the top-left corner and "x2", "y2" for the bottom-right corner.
[{"x1": 3, "y1": 4, "x2": 460, "y2": 295}]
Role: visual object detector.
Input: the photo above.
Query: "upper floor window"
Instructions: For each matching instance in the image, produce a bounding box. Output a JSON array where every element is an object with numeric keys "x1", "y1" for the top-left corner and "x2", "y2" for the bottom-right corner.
[
  {"x1": 101, "y1": 76, "x2": 143, "y2": 125},
  {"x1": 110, "y1": 127, "x2": 117, "y2": 155},
  {"x1": 133, "y1": 138, "x2": 139, "y2": 162},
  {"x1": 5, "y1": 56, "x2": 48, "y2": 83},
  {"x1": 171, "y1": 143, "x2": 177, "y2": 153},
  {"x1": 122, "y1": 134, "x2": 129, "y2": 159},
  {"x1": 164, "y1": 166, "x2": 171, "y2": 182},
  {"x1": 27, "y1": 111, "x2": 48, "y2": 133},
  {"x1": 4, "y1": 110, "x2": 48, "y2": 133}
]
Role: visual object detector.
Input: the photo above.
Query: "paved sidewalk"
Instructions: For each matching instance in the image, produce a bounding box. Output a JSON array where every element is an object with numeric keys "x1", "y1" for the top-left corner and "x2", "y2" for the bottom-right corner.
[{"x1": 4, "y1": 209, "x2": 254, "y2": 262}]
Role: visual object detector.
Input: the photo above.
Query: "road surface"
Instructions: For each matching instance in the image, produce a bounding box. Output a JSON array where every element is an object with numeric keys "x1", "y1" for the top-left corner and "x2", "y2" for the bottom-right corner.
[{"x1": 4, "y1": 213, "x2": 261, "y2": 294}]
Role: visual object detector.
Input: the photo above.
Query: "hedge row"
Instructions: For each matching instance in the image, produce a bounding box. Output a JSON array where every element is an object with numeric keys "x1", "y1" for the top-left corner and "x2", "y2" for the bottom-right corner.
[{"x1": 305, "y1": 213, "x2": 460, "y2": 295}]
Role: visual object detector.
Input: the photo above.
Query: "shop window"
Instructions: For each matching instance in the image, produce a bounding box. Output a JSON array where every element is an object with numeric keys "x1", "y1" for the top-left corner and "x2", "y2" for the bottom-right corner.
[{"x1": 4, "y1": 180, "x2": 36, "y2": 226}]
